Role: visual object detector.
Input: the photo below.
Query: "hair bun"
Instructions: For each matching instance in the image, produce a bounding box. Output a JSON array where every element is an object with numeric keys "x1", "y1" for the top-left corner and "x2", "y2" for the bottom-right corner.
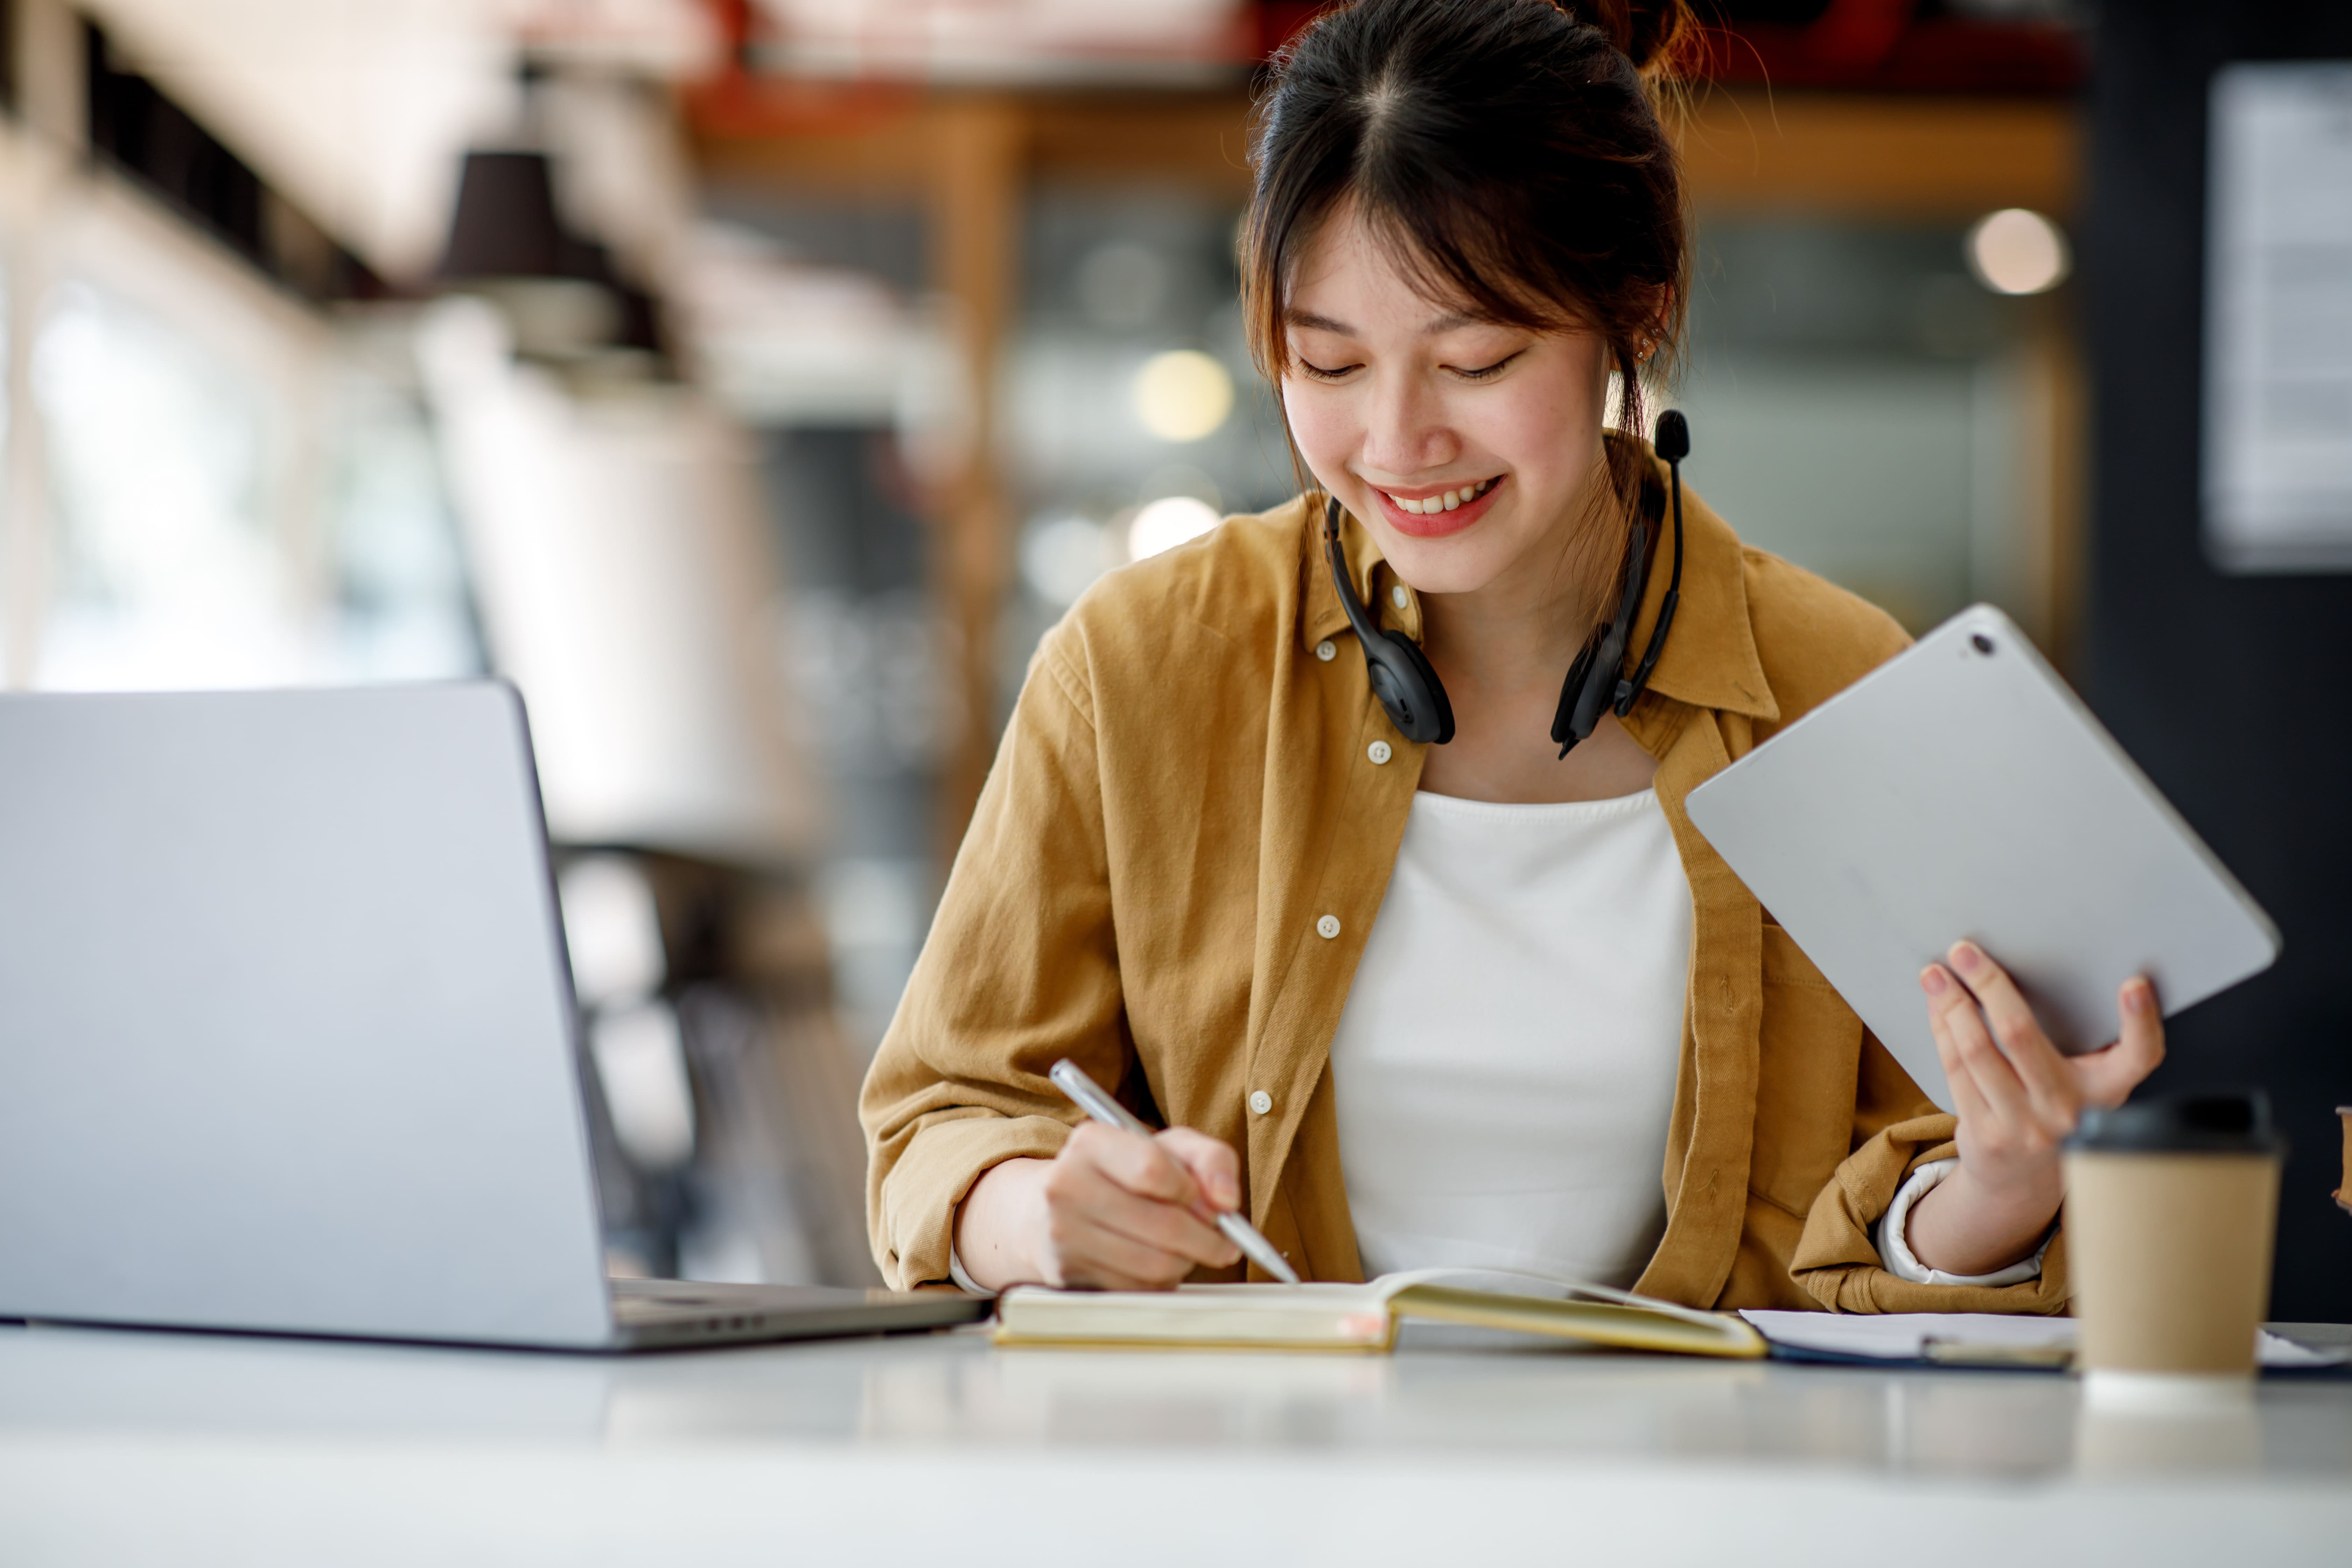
[{"x1": 1576, "y1": 0, "x2": 1697, "y2": 79}]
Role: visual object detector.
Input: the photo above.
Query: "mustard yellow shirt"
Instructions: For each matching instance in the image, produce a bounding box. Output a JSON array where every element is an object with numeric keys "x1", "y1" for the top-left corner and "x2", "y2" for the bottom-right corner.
[{"x1": 861, "y1": 466, "x2": 2070, "y2": 1314}]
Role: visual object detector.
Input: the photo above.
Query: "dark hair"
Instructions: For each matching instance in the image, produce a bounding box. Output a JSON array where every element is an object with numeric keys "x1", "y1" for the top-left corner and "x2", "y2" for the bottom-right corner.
[{"x1": 1242, "y1": 0, "x2": 1695, "y2": 509}]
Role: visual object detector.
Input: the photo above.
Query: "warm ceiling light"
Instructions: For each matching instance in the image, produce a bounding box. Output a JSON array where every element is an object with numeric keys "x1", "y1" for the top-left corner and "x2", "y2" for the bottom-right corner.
[
  {"x1": 1127, "y1": 495, "x2": 1222, "y2": 561},
  {"x1": 1132, "y1": 350, "x2": 1233, "y2": 442},
  {"x1": 1965, "y1": 208, "x2": 2072, "y2": 296}
]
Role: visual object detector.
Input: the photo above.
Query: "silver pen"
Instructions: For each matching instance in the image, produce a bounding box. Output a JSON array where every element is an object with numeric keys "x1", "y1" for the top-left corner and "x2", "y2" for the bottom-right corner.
[{"x1": 1046, "y1": 1058, "x2": 1303, "y2": 1285}]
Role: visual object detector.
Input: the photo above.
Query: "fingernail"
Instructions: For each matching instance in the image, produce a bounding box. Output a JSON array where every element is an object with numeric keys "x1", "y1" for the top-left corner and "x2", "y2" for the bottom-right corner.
[
  {"x1": 1952, "y1": 941, "x2": 1985, "y2": 974},
  {"x1": 1920, "y1": 966, "x2": 1949, "y2": 996},
  {"x1": 2126, "y1": 979, "x2": 2152, "y2": 1014}
]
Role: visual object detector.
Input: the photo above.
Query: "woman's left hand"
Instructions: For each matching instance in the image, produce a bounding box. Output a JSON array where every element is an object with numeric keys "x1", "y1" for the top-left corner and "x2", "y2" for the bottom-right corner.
[{"x1": 1904, "y1": 941, "x2": 2165, "y2": 1276}]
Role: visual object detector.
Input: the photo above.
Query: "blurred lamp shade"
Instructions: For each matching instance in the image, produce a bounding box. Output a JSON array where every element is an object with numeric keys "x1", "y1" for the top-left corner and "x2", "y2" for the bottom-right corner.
[
  {"x1": 438, "y1": 151, "x2": 641, "y2": 358},
  {"x1": 437, "y1": 151, "x2": 569, "y2": 281}
]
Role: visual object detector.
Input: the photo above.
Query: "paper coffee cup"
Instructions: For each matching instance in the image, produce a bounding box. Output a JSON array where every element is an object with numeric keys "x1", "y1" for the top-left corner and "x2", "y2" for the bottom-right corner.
[{"x1": 2062, "y1": 1092, "x2": 2283, "y2": 1409}]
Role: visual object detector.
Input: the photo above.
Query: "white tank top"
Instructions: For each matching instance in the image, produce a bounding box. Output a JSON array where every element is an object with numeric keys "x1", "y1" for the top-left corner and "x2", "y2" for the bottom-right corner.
[{"x1": 1328, "y1": 788, "x2": 1693, "y2": 1288}]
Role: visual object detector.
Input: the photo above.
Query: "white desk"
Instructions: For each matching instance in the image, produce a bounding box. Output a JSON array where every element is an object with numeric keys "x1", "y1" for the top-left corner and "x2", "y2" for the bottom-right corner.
[{"x1": 4, "y1": 1318, "x2": 2348, "y2": 1566}]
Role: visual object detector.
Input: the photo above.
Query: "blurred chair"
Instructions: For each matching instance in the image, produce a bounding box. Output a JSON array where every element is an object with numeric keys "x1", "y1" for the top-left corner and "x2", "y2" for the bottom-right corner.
[
  {"x1": 562, "y1": 851, "x2": 878, "y2": 1287},
  {"x1": 420, "y1": 295, "x2": 876, "y2": 1286}
]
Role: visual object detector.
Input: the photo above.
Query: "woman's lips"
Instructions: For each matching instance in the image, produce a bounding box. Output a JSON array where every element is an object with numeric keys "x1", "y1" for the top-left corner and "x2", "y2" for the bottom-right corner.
[{"x1": 1372, "y1": 476, "x2": 1505, "y2": 538}]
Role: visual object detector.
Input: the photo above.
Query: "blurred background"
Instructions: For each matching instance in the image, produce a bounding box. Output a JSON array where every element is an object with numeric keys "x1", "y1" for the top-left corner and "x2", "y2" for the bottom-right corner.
[{"x1": 0, "y1": 0, "x2": 2344, "y2": 1315}]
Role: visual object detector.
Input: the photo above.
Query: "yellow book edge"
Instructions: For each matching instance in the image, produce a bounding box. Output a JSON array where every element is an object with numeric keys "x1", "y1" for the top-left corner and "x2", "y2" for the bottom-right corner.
[
  {"x1": 1387, "y1": 1283, "x2": 1766, "y2": 1359},
  {"x1": 992, "y1": 1281, "x2": 1767, "y2": 1359}
]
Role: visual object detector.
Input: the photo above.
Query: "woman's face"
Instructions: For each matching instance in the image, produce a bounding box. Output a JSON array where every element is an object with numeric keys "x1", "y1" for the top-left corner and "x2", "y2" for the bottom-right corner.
[{"x1": 1279, "y1": 207, "x2": 1612, "y2": 599}]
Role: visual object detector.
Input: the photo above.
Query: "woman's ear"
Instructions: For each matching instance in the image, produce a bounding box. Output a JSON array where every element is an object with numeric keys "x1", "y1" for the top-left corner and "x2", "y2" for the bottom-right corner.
[{"x1": 1637, "y1": 284, "x2": 1678, "y2": 366}]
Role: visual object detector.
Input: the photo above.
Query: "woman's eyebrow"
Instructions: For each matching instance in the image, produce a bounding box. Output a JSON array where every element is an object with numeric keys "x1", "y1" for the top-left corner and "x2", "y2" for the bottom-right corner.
[
  {"x1": 1421, "y1": 309, "x2": 1491, "y2": 334},
  {"x1": 1283, "y1": 308, "x2": 1354, "y2": 335},
  {"x1": 1285, "y1": 308, "x2": 1502, "y2": 336}
]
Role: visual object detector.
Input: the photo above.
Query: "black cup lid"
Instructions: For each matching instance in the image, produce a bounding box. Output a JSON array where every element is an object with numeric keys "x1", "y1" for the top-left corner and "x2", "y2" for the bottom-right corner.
[{"x1": 2067, "y1": 1091, "x2": 2283, "y2": 1155}]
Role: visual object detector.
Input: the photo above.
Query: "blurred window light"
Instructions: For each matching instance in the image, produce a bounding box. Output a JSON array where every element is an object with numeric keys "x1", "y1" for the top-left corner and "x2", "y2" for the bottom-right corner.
[
  {"x1": 1132, "y1": 349, "x2": 1233, "y2": 442},
  {"x1": 33, "y1": 280, "x2": 304, "y2": 690},
  {"x1": 589, "y1": 1000, "x2": 697, "y2": 1171},
  {"x1": 327, "y1": 345, "x2": 483, "y2": 681},
  {"x1": 559, "y1": 854, "x2": 668, "y2": 1009},
  {"x1": 1019, "y1": 513, "x2": 1115, "y2": 606},
  {"x1": 1127, "y1": 494, "x2": 1221, "y2": 561},
  {"x1": 1965, "y1": 209, "x2": 2071, "y2": 296}
]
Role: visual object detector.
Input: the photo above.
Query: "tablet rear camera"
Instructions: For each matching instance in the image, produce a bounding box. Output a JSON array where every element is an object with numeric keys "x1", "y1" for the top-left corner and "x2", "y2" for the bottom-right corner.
[{"x1": 1970, "y1": 633, "x2": 1995, "y2": 655}]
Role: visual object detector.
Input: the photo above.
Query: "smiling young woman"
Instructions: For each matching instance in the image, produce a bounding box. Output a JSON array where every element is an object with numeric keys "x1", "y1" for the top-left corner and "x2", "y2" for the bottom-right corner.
[{"x1": 859, "y1": 0, "x2": 2160, "y2": 1311}]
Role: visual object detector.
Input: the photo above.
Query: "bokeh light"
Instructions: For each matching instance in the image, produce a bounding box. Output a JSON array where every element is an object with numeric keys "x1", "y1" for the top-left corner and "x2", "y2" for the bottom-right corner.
[
  {"x1": 1965, "y1": 208, "x2": 2071, "y2": 296},
  {"x1": 1130, "y1": 349, "x2": 1233, "y2": 442},
  {"x1": 1126, "y1": 495, "x2": 1222, "y2": 560}
]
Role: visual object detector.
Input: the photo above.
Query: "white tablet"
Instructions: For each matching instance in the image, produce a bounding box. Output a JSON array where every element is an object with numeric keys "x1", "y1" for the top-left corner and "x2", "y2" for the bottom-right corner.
[{"x1": 1684, "y1": 604, "x2": 2279, "y2": 1112}]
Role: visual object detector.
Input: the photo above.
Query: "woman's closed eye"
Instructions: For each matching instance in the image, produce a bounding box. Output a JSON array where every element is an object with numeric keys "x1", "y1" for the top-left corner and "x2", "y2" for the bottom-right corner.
[
  {"x1": 1294, "y1": 350, "x2": 1524, "y2": 382},
  {"x1": 1448, "y1": 351, "x2": 1524, "y2": 381}
]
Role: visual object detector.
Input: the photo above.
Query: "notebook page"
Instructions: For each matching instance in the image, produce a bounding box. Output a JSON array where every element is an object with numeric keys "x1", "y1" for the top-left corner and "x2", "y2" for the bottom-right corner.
[{"x1": 1741, "y1": 1310, "x2": 2349, "y2": 1368}]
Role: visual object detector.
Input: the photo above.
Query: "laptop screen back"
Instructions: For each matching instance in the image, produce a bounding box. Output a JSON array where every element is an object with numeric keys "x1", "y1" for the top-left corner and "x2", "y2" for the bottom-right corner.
[{"x1": 0, "y1": 683, "x2": 613, "y2": 1347}]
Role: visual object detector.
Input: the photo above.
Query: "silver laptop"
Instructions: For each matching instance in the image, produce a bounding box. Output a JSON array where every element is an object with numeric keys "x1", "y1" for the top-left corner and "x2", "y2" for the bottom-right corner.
[
  {"x1": 1685, "y1": 605, "x2": 2280, "y2": 1112},
  {"x1": 0, "y1": 682, "x2": 985, "y2": 1350}
]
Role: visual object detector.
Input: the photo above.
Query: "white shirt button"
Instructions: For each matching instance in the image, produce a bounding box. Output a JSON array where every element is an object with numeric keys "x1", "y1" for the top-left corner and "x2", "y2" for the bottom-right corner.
[
  {"x1": 1315, "y1": 639, "x2": 1337, "y2": 662},
  {"x1": 1391, "y1": 585, "x2": 1409, "y2": 610},
  {"x1": 1249, "y1": 1090, "x2": 1274, "y2": 1116},
  {"x1": 1316, "y1": 914, "x2": 1341, "y2": 939},
  {"x1": 1367, "y1": 740, "x2": 1392, "y2": 765}
]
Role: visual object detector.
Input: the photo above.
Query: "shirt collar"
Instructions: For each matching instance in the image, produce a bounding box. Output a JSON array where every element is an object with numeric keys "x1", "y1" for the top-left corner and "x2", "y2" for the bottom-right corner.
[
  {"x1": 1295, "y1": 449, "x2": 1777, "y2": 726},
  {"x1": 1623, "y1": 458, "x2": 1778, "y2": 723},
  {"x1": 1300, "y1": 495, "x2": 1423, "y2": 652}
]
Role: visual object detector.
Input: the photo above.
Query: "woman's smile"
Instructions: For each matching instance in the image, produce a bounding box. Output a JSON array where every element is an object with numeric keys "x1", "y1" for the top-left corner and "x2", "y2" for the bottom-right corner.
[{"x1": 1372, "y1": 474, "x2": 1506, "y2": 538}]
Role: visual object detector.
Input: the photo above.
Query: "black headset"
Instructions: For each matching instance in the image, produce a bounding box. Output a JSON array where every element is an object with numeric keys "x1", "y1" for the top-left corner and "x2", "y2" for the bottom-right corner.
[{"x1": 1323, "y1": 408, "x2": 1689, "y2": 758}]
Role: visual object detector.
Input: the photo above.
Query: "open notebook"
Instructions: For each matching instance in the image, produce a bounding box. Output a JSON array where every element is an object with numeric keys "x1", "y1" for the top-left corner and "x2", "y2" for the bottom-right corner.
[{"x1": 994, "y1": 1268, "x2": 1767, "y2": 1358}]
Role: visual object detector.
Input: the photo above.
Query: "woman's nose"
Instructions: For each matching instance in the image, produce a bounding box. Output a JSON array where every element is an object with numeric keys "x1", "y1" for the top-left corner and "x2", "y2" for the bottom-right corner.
[{"x1": 1358, "y1": 373, "x2": 1457, "y2": 478}]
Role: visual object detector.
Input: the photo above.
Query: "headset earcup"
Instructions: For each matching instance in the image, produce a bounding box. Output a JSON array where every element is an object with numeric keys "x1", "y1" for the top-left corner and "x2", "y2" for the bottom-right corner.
[
  {"x1": 1367, "y1": 630, "x2": 1456, "y2": 745},
  {"x1": 1551, "y1": 643, "x2": 1597, "y2": 750}
]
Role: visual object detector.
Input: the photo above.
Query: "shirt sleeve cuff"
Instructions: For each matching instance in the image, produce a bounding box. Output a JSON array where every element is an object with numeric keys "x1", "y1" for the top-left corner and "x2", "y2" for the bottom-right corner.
[
  {"x1": 1875, "y1": 1158, "x2": 2049, "y2": 1288},
  {"x1": 947, "y1": 1237, "x2": 996, "y2": 1298}
]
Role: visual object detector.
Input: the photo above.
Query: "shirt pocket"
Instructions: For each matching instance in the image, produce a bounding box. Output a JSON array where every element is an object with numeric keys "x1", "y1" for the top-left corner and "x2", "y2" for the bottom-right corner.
[{"x1": 1747, "y1": 924, "x2": 1865, "y2": 1219}]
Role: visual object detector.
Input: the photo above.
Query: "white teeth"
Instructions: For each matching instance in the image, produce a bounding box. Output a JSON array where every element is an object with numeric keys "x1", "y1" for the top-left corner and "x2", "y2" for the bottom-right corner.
[{"x1": 1384, "y1": 479, "x2": 1496, "y2": 515}]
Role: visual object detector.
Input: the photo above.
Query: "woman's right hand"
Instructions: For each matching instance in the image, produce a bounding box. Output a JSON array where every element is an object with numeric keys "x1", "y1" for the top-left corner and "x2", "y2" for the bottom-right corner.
[{"x1": 953, "y1": 1122, "x2": 1244, "y2": 1292}]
